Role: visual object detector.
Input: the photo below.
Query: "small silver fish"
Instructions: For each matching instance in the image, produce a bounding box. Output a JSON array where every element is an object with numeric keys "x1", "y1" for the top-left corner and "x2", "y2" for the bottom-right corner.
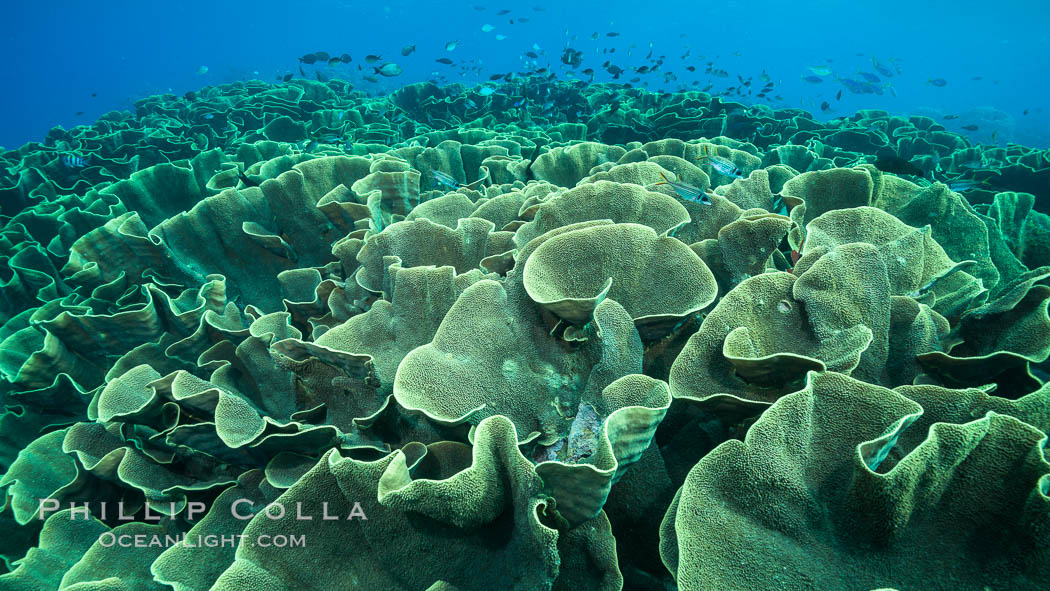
[
  {"x1": 654, "y1": 172, "x2": 712, "y2": 205},
  {"x1": 947, "y1": 178, "x2": 986, "y2": 192},
  {"x1": 697, "y1": 146, "x2": 742, "y2": 178},
  {"x1": 432, "y1": 170, "x2": 462, "y2": 189}
]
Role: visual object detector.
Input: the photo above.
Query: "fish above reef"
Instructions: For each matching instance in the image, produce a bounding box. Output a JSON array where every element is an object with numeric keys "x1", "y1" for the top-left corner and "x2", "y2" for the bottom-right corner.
[
  {"x1": 495, "y1": 34, "x2": 507, "y2": 40},
  {"x1": 374, "y1": 63, "x2": 403, "y2": 77},
  {"x1": 943, "y1": 114, "x2": 959, "y2": 120},
  {"x1": 59, "y1": 154, "x2": 89, "y2": 168},
  {"x1": 654, "y1": 171, "x2": 712, "y2": 205},
  {"x1": 445, "y1": 40, "x2": 459, "y2": 51},
  {"x1": 807, "y1": 65, "x2": 832, "y2": 76},
  {"x1": 871, "y1": 57, "x2": 895, "y2": 77},
  {"x1": 365, "y1": 55, "x2": 382, "y2": 64},
  {"x1": 435, "y1": 58, "x2": 454, "y2": 65},
  {"x1": 961, "y1": 124, "x2": 978, "y2": 131},
  {"x1": 858, "y1": 72, "x2": 880, "y2": 83},
  {"x1": 401, "y1": 45, "x2": 416, "y2": 56},
  {"x1": 802, "y1": 75, "x2": 823, "y2": 83},
  {"x1": 561, "y1": 47, "x2": 583, "y2": 67},
  {"x1": 497, "y1": 9, "x2": 511, "y2": 15},
  {"x1": 928, "y1": 78, "x2": 947, "y2": 87},
  {"x1": 196, "y1": 65, "x2": 209, "y2": 75},
  {"x1": 697, "y1": 145, "x2": 743, "y2": 178},
  {"x1": 300, "y1": 53, "x2": 318, "y2": 64},
  {"x1": 873, "y1": 154, "x2": 923, "y2": 176},
  {"x1": 482, "y1": 24, "x2": 495, "y2": 32}
]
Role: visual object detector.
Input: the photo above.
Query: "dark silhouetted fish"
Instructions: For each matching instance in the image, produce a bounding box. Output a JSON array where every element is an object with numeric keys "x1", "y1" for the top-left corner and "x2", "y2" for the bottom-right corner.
[
  {"x1": 561, "y1": 48, "x2": 583, "y2": 67},
  {"x1": 928, "y1": 78, "x2": 947, "y2": 87},
  {"x1": 874, "y1": 155, "x2": 923, "y2": 176},
  {"x1": 962, "y1": 124, "x2": 978, "y2": 131},
  {"x1": 436, "y1": 58, "x2": 453, "y2": 64},
  {"x1": 238, "y1": 170, "x2": 260, "y2": 187},
  {"x1": 401, "y1": 45, "x2": 415, "y2": 56},
  {"x1": 365, "y1": 55, "x2": 382, "y2": 64}
]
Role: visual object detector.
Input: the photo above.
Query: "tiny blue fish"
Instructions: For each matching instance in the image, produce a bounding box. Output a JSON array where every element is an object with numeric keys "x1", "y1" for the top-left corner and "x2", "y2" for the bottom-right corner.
[
  {"x1": 802, "y1": 75, "x2": 824, "y2": 84},
  {"x1": 697, "y1": 145, "x2": 743, "y2": 178},
  {"x1": 654, "y1": 171, "x2": 712, "y2": 205},
  {"x1": 432, "y1": 170, "x2": 462, "y2": 189},
  {"x1": 203, "y1": 113, "x2": 215, "y2": 120},
  {"x1": 59, "y1": 154, "x2": 89, "y2": 168},
  {"x1": 928, "y1": 78, "x2": 948, "y2": 87}
]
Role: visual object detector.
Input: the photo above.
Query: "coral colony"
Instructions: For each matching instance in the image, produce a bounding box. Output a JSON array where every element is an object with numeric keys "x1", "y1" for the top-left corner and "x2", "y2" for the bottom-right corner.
[{"x1": 1, "y1": 74, "x2": 1049, "y2": 590}]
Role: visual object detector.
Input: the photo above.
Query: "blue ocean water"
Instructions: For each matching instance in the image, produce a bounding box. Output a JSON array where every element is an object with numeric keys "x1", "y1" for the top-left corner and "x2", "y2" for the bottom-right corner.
[{"x1": 2, "y1": 0, "x2": 1048, "y2": 149}]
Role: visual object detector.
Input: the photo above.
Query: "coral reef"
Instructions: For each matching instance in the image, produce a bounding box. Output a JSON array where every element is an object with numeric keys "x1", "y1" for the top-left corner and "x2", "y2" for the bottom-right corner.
[{"x1": 1, "y1": 77, "x2": 1048, "y2": 590}]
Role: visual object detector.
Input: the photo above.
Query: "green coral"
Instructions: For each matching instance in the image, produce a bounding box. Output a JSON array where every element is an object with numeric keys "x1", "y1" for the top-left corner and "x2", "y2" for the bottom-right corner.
[{"x1": 1, "y1": 75, "x2": 1049, "y2": 590}]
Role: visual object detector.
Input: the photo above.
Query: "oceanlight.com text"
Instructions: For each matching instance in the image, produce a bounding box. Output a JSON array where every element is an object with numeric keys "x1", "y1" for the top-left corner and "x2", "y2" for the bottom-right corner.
[{"x1": 97, "y1": 533, "x2": 307, "y2": 549}]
